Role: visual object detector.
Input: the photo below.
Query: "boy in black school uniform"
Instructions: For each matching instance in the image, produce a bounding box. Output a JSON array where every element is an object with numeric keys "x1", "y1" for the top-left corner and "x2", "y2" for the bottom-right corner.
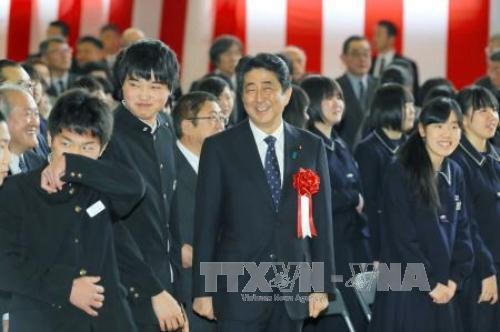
[{"x1": 0, "y1": 89, "x2": 144, "y2": 332}]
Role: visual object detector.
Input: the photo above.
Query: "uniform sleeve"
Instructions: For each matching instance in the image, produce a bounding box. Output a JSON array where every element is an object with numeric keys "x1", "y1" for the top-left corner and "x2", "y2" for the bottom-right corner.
[
  {"x1": 112, "y1": 222, "x2": 164, "y2": 301},
  {"x1": 380, "y1": 165, "x2": 445, "y2": 290},
  {"x1": 354, "y1": 143, "x2": 382, "y2": 260},
  {"x1": 62, "y1": 153, "x2": 146, "y2": 218},
  {"x1": 0, "y1": 185, "x2": 77, "y2": 306},
  {"x1": 310, "y1": 140, "x2": 336, "y2": 296},
  {"x1": 331, "y1": 186, "x2": 360, "y2": 213},
  {"x1": 459, "y1": 165, "x2": 496, "y2": 280},
  {"x1": 449, "y1": 175, "x2": 475, "y2": 285},
  {"x1": 192, "y1": 138, "x2": 224, "y2": 298}
]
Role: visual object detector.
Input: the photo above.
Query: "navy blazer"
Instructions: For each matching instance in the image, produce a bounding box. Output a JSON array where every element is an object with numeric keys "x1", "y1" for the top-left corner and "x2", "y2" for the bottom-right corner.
[
  {"x1": 192, "y1": 120, "x2": 335, "y2": 321},
  {"x1": 335, "y1": 74, "x2": 378, "y2": 150},
  {"x1": 451, "y1": 137, "x2": 500, "y2": 279},
  {"x1": 354, "y1": 129, "x2": 405, "y2": 260}
]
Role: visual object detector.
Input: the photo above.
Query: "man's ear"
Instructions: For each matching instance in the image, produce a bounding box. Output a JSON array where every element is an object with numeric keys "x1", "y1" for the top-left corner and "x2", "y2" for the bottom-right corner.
[{"x1": 282, "y1": 86, "x2": 293, "y2": 107}]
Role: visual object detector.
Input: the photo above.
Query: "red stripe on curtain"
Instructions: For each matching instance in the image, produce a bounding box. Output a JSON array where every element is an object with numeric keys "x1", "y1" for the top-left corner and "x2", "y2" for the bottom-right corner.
[
  {"x1": 7, "y1": 0, "x2": 32, "y2": 61},
  {"x1": 286, "y1": 0, "x2": 323, "y2": 74},
  {"x1": 447, "y1": 0, "x2": 490, "y2": 89},
  {"x1": 160, "y1": 0, "x2": 188, "y2": 66}
]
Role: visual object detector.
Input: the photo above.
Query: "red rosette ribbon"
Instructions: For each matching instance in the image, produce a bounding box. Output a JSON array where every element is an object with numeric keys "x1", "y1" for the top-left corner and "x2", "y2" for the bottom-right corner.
[{"x1": 292, "y1": 168, "x2": 320, "y2": 239}]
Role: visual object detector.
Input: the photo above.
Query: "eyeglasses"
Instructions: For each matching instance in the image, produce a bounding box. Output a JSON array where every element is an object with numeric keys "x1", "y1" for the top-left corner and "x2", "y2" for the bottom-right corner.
[{"x1": 186, "y1": 113, "x2": 229, "y2": 125}]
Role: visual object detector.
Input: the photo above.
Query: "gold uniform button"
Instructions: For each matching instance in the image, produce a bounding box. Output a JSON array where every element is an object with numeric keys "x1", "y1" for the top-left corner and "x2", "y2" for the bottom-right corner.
[
  {"x1": 160, "y1": 163, "x2": 164, "y2": 169},
  {"x1": 134, "y1": 293, "x2": 139, "y2": 298},
  {"x1": 129, "y1": 287, "x2": 135, "y2": 292},
  {"x1": 79, "y1": 269, "x2": 87, "y2": 276},
  {"x1": 69, "y1": 188, "x2": 75, "y2": 195},
  {"x1": 75, "y1": 206, "x2": 82, "y2": 213},
  {"x1": 163, "y1": 193, "x2": 167, "y2": 200},
  {"x1": 74, "y1": 238, "x2": 79, "y2": 244},
  {"x1": 77, "y1": 173, "x2": 82, "y2": 179},
  {"x1": 70, "y1": 172, "x2": 75, "y2": 177}
]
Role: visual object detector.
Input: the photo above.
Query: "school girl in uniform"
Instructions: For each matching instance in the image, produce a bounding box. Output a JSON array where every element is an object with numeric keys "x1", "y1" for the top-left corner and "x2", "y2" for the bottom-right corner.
[
  {"x1": 301, "y1": 75, "x2": 368, "y2": 332},
  {"x1": 451, "y1": 85, "x2": 500, "y2": 331},
  {"x1": 369, "y1": 97, "x2": 474, "y2": 332},
  {"x1": 354, "y1": 83, "x2": 416, "y2": 262}
]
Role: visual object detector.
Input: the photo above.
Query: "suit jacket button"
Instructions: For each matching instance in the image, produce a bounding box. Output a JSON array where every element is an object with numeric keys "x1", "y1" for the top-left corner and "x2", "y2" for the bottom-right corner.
[
  {"x1": 134, "y1": 293, "x2": 139, "y2": 298},
  {"x1": 160, "y1": 163, "x2": 164, "y2": 169},
  {"x1": 75, "y1": 206, "x2": 82, "y2": 213},
  {"x1": 74, "y1": 238, "x2": 79, "y2": 244},
  {"x1": 79, "y1": 269, "x2": 87, "y2": 276},
  {"x1": 129, "y1": 287, "x2": 135, "y2": 292},
  {"x1": 70, "y1": 172, "x2": 75, "y2": 177},
  {"x1": 77, "y1": 173, "x2": 82, "y2": 178},
  {"x1": 69, "y1": 188, "x2": 75, "y2": 195},
  {"x1": 497, "y1": 192, "x2": 500, "y2": 198},
  {"x1": 269, "y1": 253, "x2": 276, "y2": 260}
]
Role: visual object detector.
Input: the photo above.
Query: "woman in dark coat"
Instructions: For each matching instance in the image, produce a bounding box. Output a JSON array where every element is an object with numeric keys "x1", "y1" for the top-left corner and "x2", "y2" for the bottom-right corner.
[
  {"x1": 301, "y1": 75, "x2": 369, "y2": 332},
  {"x1": 354, "y1": 83, "x2": 415, "y2": 262},
  {"x1": 369, "y1": 97, "x2": 474, "y2": 332},
  {"x1": 451, "y1": 85, "x2": 500, "y2": 331}
]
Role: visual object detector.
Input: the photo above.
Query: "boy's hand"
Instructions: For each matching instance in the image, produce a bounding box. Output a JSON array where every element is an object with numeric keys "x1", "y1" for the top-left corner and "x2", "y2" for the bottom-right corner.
[
  {"x1": 41, "y1": 154, "x2": 66, "y2": 193},
  {"x1": 69, "y1": 276, "x2": 105, "y2": 316}
]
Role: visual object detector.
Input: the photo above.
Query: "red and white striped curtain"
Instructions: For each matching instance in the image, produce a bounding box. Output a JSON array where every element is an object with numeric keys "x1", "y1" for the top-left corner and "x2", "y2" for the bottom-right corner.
[{"x1": 1, "y1": 0, "x2": 500, "y2": 92}]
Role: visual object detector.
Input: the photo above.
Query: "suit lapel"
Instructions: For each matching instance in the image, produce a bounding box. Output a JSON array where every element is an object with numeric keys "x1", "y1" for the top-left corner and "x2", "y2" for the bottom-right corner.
[
  {"x1": 234, "y1": 121, "x2": 276, "y2": 211},
  {"x1": 279, "y1": 123, "x2": 300, "y2": 210}
]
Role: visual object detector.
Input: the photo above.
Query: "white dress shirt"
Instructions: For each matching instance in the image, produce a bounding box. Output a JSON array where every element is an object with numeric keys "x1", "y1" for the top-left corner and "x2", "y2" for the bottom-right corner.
[
  {"x1": 176, "y1": 140, "x2": 200, "y2": 174},
  {"x1": 249, "y1": 119, "x2": 284, "y2": 186}
]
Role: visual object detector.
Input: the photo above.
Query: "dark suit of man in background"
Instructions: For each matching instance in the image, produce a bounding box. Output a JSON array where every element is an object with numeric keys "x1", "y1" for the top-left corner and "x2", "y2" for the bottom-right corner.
[
  {"x1": 192, "y1": 53, "x2": 335, "y2": 332},
  {"x1": 171, "y1": 91, "x2": 225, "y2": 331},
  {"x1": 370, "y1": 20, "x2": 419, "y2": 97},
  {"x1": 336, "y1": 36, "x2": 378, "y2": 150}
]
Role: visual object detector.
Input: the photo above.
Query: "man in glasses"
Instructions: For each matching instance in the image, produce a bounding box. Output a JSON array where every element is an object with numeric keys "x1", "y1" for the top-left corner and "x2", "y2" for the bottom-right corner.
[
  {"x1": 39, "y1": 37, "x2": 76, "y2": 97},
  {"x1": 170, "y1": 91, "x2": 225, "y2": 332}
]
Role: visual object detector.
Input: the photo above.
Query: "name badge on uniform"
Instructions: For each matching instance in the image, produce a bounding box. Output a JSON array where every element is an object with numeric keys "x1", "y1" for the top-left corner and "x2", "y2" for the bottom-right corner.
[
  {"x1": 86, "y1": 200, "x2": 106, "y2": 218},
  {"x1": 454, "y1": 195, "x2": 461, "y2": 211},
  {"x1": 346, "y1": 173, "x2": 354, "y2": 179}
]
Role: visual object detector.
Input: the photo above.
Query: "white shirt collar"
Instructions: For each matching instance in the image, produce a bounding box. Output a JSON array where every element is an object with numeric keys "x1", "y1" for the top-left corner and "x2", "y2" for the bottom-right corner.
[
  {"x1": 9, "y1": 153, "x2": 22, "y2": 175},
  {"x1": 176, "y1": 140, "x2": 200, "y2": 174}
]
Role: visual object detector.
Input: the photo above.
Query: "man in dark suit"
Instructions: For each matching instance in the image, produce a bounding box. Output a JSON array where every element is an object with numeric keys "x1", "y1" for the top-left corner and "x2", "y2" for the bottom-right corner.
[
  {"x1": 171, "y1": 91, "x2": 225, "y2": 331},
  {"x1": 39, "y1": 37, "x2": 77, "y2": 98},
  {"x1": 476, "y1": 50, "x2": 500, "y2": 100},
  {"x1": 370, "y1": 20, "x2": 419, "y2": 96},
  {"x1": 192, "y1": 53, "x2": 335, "y2": 332},
  {"x1": 336, "y1": 36, "x2": 378, "y2": 150}
]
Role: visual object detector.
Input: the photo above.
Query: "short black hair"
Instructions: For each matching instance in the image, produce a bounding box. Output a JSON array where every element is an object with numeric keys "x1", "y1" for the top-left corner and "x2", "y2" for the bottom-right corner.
[
  {"x1": 115, "y1": 39, "x2": 179, "y2": 92},
  {"x1": 342, "y1": 35, "x2": 366, "y2": 54},
  {"x1": 378, "y1": 20, "x2": 398, "y2": 38},
  {"x1": 283, "y1": 85, "x2": 309, "y2": 129},
  {"x1": 380, "y1": 64, "x2": 413, "y2": 88},
  {"x1": 194, "y1": 76, "x2": 230, "y2": 98},
  {"x1": 39, "y1": 37, "x2": 66, "y2": 55},
  {"x1": 69, "y1": 76, "x2": 104, "y2": 93},
  {"x1": 418, "y1": 77, "x2": 455, "y2": 106},
  {"x1": 490, "y1": 50, "x2": 500, "y2": 62},
  {"x1": 300, "y1": 75, "x2": 344, "y2": 124},
  {"x1": 94, "y1": 76, "x2": 114, "y2": 95},
  {"x1": 77, "y1": 36, "x2": 104, "y2": 49},
  {"x1": 0, "y1": 60, "x2": 20, "y2": 83},
  {"x1": 235, "y1": 53, "x2": 291, "y2": 95},
  {"x1": 48, "y1": 20, "x2": 69, "y2": 37},
  {"x1": 457, "y1": 85, "x2": 499, "y2": 116},
  {"x1": 80, "y1": 61, "x2": 112, "y2": 80},
  {"x1": 423, "y1": 85, "x2": 456, "y2": 106},
  {"x1": 172, "y1": 91, "x2": 218, "y2": 138},
  {"x1": 100, "y1": 23, "x2": 120, "y2": 34},
  {"x1": 209, "y1": 35, "x2": 243, "y2": 65},
  {"x1": 369, "y1": 83, "x2": 414, "y2": 131},
  {"x1": 48, "y1": 89, "x2": 113, "y2": 145}
]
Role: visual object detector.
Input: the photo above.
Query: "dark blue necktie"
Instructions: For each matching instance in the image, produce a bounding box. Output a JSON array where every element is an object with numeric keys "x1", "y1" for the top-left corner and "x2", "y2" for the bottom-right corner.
[
  {"x1": 264, "y1": 136, "x2": 281, "y2": 212},
  {"x1": 19, "y1": 155, "x2": 27, "y2": 173}
]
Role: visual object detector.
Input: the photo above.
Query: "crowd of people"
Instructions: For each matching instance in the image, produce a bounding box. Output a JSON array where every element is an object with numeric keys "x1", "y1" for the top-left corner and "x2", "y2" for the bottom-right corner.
[{"x1": 0, "y1": 18, "x2": 499, "y2": 332}]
